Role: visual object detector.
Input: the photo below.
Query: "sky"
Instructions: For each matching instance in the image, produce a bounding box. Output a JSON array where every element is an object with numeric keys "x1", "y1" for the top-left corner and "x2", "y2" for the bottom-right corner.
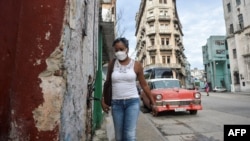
[{"x1": 116, "y1": 0, "x2": 226, "y2": 70}]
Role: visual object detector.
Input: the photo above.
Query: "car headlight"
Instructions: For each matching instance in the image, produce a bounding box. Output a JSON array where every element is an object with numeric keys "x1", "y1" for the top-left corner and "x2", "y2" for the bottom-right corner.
[
  {"x1": 194, "y1": 93, "x2": 201, "y2": 99},
  {"x1": 156, "y1": 94, "x2": 162, "y2": 100}
]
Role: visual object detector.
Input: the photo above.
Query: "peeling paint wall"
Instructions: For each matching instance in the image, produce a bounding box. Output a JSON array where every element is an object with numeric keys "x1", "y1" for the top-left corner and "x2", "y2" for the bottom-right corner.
[
  {"x1": 33, "y1": 46, "x2": 65, "y2": 132},
  {"x1": 60, "y1": 0, "x2": 99, "y2": 140},
  {"x1": 0, "y1": 0, "x2": 99, "y2": 140}
]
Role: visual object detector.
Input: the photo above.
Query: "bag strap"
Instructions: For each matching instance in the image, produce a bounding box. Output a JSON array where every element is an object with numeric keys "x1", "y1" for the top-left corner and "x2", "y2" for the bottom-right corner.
[{"x1": 106, "y1": 58, "x2": 116, "y2": 81}]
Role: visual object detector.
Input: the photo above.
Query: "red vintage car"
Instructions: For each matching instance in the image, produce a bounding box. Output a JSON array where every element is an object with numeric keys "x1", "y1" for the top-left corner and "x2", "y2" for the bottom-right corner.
[{"x1": 140, "y1": 78, "x2": 202, "y2": 116}]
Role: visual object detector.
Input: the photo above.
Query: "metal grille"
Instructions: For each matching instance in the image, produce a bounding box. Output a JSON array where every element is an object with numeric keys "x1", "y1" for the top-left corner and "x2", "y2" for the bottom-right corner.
[{"x1": 159, "y1": 100, "x2": 200, "y2": 106}]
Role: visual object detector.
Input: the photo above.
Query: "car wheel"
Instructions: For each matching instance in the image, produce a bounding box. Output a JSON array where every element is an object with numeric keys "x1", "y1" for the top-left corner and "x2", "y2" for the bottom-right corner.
[{"x1": 190, "y1": 110, "x2": 197, "y2": 115}]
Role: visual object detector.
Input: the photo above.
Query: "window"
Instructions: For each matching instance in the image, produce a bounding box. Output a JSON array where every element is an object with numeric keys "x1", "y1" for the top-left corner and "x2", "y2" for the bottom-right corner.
[
  {"x1": 151, "y1": 56, "x2": 155, "y2": 64},
  {"x1": 159, "y1": 23, "x2": 169, "y2": 29},
  {"x1": 166, "y1": 38, "x2": 169, "y2": 45},
  {"x1": 233, "y1": 71, "x2": 240, "y2": 84},
  {"x1": 227, "y1": 3, "x2": 231, "y2": 12},
  {"x1": 149, "y1": 11, "x2": 154, "y2": 16},
  {"x1": 245, "y1": 56, "x2": 250, "y2": 80},
  {"x1": 167, "y1": 56, "x2": 170, "y2": 63},
  {"x1": 150, "y1": 38, "x2": 155, "y2": 45},
  {"x1": 216, "y1": 50, "x2": 225, "y2": 54},
  {"x1": 161, "y1": 38, "x2": 164, "y2": 45},
  {"x1": 160, "y1": 37, "x2": 169, "y2": 45},
  {"x1": 215, "y1": 40, "x2": 225, "y2": 46},
  {"x1": 149, "y1": 21, "x2": 154, "y2": 28},
  {"x1": 238, "y1": 14, "x2": 244, "y2": 29},
  {"x1": 159, "y1": 0, "x2": 167, "y2": 4},
  {"x1": 233, "y1": 49, "x2": 237, "y2": 58},
  {"x1": 159, "y1": 10, "x2": 168, "y2": 16},
  {"x1": 162, "y1": 56, "x2": 166, "y2": 64},
  {"x1": 229, "y1": 24, "x2": 234, "y2": 33},
  {"x1": 236, "y1": 0, "x2": 241, "y2": 6}
]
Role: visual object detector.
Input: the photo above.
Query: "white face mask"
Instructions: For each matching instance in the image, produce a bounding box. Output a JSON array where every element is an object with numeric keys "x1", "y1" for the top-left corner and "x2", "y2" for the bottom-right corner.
[{"x1": 115, "y1": 50, "x2": 127, "y2": 61}]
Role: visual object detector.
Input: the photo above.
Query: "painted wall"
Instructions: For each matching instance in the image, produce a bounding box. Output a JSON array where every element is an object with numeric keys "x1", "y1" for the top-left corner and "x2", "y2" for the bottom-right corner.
[{"x1": 0, "y1": 0, "x2": 99, "y2": 140}]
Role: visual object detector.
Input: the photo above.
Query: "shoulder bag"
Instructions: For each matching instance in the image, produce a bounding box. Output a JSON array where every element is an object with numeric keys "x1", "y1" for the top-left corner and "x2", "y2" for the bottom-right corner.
[{"x1": 103, "y1": 59, "x2": 115, "y2": 106}]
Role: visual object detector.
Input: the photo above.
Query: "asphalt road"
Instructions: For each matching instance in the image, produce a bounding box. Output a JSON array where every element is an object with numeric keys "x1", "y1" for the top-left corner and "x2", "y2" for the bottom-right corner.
[{"x1": 141, "y1": 91, "x2": 250, "y2": 141}]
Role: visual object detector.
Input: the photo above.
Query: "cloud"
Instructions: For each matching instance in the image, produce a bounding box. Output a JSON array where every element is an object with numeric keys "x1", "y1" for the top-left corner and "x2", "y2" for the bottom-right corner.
[{"x1": 177, "y1": 1, "x2": 226, "y2": 69}]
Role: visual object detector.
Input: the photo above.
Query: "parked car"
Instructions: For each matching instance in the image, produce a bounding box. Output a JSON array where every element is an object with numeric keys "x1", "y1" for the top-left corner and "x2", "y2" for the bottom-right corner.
[
  {"x1": 213, "y1": 86, "x2": 227, "y2": 92},
  {"x1": 140, "y1": 78, "x2": 202, "y2": 116}
]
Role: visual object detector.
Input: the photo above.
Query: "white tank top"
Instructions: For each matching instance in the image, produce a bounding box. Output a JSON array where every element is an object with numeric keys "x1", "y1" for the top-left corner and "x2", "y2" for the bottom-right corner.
[{"x1": 112, "y1": 59, "x2": 139, "y2": 99}]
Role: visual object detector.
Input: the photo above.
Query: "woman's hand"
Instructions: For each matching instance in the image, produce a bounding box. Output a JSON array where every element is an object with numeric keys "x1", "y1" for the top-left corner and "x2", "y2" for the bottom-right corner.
[
  {"x1": 151, "y1": 104, "x2": 158, "y2": 116},
  {"x1": 101, "y1": 98, "x2": 110, "y2": 113}
]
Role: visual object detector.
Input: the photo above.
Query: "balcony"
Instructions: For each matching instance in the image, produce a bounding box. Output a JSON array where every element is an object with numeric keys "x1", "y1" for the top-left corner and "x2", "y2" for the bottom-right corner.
[
  {"x1": 144, "y1": 63, "x2": 181, "y2": 69},
  {"x1": 147, "y1": 46, "x2": 157, "y2": 51},
  {"x1": 173, "y1": 17, "x2": 178, "y2": 22},
  {"x1": 173, "y1": 29, "x2": 180, "y2": 36},
  {"x1": 146, "y1": 27, "x2": 156, "y2": 35},
  {"x1": 181, "y1": 67, "x2": 186, "y2": 76},
  {"x1": 160, "y1": 45, "x2": 172, "y2": 51},
  {"x1": 158, "y1": 15, "x2": 171, "y2": 21},
  {"x1": 158, "y1": 28, "x2": 171, "y2": 34},
  {"x1": 146, "y1": 16, "x2": 156, "y2": 22},
  {"x1": 242, "y1": 47, "x2": 250, "y2": 57}
]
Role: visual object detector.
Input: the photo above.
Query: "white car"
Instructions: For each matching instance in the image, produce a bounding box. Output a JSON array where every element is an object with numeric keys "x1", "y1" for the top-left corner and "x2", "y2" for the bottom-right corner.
[{"x1": 213, "y1": 86, "x2": 227, "y2": 92}]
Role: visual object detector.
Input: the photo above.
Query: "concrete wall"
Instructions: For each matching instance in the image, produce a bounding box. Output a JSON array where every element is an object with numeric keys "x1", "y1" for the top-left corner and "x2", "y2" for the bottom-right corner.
[
  {"x1": 0, "y1": 0, "x2": 99, "y2": 140},
  {"x1": 223, "y1": 0, "x2": 250, "y2": 92}
]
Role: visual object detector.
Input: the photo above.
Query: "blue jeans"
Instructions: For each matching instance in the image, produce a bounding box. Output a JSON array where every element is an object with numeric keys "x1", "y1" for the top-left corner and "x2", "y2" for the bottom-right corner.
[{"x1": 111, "y1": 98, "x2": 140, "y2": 141}]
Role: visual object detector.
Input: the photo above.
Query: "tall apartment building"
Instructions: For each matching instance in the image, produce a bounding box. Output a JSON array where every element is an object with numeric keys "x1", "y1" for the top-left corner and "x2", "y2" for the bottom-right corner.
[
  {"x1": 101, "y1": 0, "x2": 116, "y2": 62},
  {"x1": 135, "y1": 0, "x2": 187, "y2": 85},
  {"x1": 222, "y1": 0, "x2": 250, "y2": 92},
  {"x1": 202, "y1": 36, "x2": 231, "y2": 92}
]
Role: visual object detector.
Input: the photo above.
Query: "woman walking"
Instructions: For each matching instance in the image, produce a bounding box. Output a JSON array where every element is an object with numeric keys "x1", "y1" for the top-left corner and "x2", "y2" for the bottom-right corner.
[{"x1": 101, "y1": 37, "x2": 156, "y2": 141}]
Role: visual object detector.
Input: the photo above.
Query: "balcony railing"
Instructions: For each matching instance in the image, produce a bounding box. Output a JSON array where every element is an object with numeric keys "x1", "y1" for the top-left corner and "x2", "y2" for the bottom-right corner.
[
  {"x1": 146, "y1": 27, "x2": 156, "y2": 35},
  {"x1": 158, "y1": 28, "x2": 171, "y2": 34},
  {"x1": 181, "y1": 67, "x2": 186, "y2": 76},
  {"x1": 242, "y1": 47, "x2": 250, "y2": 57},
  {"x1": 173, "y1": 29, "x2": 180, "y2": 36},
  {"x1": 158, "y1": 15, "x2": 171, "y2": 21},
  {"x1": 147, "y1": 46, "x2": 157, "y2": 51},
  {"x1": 160, "y1": 45, "x2": 172, "y2": 50},
  {"x1": 144, "y1": 63, "x2": 181, "y2": 69},
  {"x1": 146, "y1": 16, "x2": 156, "y2": 22}
]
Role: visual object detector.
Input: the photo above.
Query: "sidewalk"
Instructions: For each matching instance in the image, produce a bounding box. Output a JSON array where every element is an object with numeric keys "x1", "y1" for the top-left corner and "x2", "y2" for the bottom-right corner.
[
  {"x1": 93, "y1": 111, "x2": 166, "y2": 141},
  {"x1": 229, "y1": 91, "x2": 250, "y2": 95}
]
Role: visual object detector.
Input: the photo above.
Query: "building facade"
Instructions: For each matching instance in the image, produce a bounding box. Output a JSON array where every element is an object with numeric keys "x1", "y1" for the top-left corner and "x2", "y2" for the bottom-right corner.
[
  {"x1": 222, "y1": 0, "x2": 250, "y2": 92},
  {"x1": 202, "y1": 36, "x2": 231, "y2": 92},
  {"x1": 190, "y1": 68, "x2": 205, "y2": 90},
  {"x1": 135, "y1": 0, "x2": 187, "y2": 85}
]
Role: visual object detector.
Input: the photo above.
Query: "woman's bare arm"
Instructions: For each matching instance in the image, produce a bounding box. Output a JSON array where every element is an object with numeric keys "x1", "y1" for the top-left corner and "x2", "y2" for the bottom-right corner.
[{"x1": 135, "y1": 61, "x2": 156, "y2": 105}]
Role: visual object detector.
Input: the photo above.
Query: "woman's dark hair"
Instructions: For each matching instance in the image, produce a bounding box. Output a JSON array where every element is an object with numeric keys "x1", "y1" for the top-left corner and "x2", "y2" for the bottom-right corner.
[{"x1": 112, "y1": 37, "x2": 129, "y2": 48}]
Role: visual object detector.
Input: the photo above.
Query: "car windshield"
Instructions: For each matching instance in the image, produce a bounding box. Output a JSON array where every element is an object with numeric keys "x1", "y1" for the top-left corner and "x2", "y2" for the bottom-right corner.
[{"x1": 152, "y1": 80, "x2": 180, "y2": 89}]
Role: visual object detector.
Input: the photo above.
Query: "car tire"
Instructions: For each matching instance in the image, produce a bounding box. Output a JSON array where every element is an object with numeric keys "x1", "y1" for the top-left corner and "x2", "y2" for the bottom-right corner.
[{"x1": 190, "y1": 110, "x2": 197, "y2": 115}]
